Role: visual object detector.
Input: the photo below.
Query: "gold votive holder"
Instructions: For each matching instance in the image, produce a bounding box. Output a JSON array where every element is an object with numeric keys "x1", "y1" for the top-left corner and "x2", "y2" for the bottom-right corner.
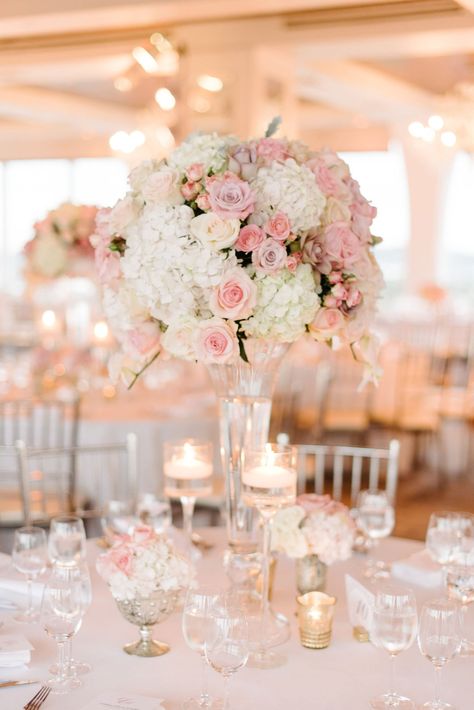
[{"x1": 297, "y1": 591, "x2": 337, "y2": 649}]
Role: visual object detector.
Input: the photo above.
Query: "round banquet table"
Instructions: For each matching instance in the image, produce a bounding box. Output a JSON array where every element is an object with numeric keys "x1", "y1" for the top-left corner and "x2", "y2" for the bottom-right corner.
[{"x1": 0, "y1": 531, "x2": 473, "y2": 710}]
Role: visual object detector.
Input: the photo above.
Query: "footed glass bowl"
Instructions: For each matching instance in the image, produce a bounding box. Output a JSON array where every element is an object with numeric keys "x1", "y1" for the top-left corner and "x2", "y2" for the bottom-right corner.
[{"x1": 115, "y1": 590, "x2": 179, "y2": 657}]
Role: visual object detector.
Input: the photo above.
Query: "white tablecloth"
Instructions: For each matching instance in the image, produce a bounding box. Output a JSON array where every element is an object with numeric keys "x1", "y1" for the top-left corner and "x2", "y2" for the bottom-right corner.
[{"x1": 0, "y1": 533, "x2": 472, "y2": 710}]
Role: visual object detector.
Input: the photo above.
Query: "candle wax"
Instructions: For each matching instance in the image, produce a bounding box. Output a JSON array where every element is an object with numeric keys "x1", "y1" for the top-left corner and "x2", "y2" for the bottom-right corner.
[{"x1": 242, "y1": 465, "x2": 294, "y2": 489}]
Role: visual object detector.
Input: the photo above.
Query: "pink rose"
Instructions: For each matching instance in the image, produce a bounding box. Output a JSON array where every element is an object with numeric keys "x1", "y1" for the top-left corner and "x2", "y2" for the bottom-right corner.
[
  {"x1": 252, "y1": 238, "x2": 287, "y2": 274},
  {"x1": 286, "y1": 251, "x2": 302, "y2": 273},
  {"x1": 264, "y1": 211, "x2": 291, "y2": 242},
  {"x1": 324, "y1": 222, "x2": 361, "y2": 269},
  {"x1": 94, "y1": 242, "x2": 121, "y2": 285},
  {"x1": 350, "y1": 197, "x2": 377, "y2": 241},
  {"x1": 228, "y1": 144, "x2": 258, "y2": 180},
  {"x1": 181, "y1": 181, "x2": 200, "y2": 201},
  {"x1": 309, "y1": 307, "x2": 345, "y2": 339},
  {"x1": 345, "y1": 285, "x2": 362, "y2": 309},
  {"x1": 122, "y1": 322, "x2": 161, "y2": 360},
  {"x1": 255, "y1": 138, "x2": 288, "y2": 164},
  {"x1": 209, "y1": 268, "x2": 257, "y2": 320},
  {"x1": 297, "y1": 494, "x2": 333, "y2": 514},
  {"x1": 108, "y1": 545, "x2": 133, "y2": 576},
  {"x1": 194, "y1": 318, "x2": 238, "y2": 364},
  {"x1": 306, "y1": 157, "x2": 341, "y2": 196},
  {"x1": 235, "y1": 225, "x2": 265, "y2": 253},
  {"x1": 185, "y1": 163, "x2": 204, "y2": 182},
  {"x1": 208, "y1": 172, "x2": 255, "y2": 221},
  {"x1": 131, "y1": 525, "x2": 156, "y2": 545},
  {"x1": 301, "y1": 233, "x2": 331, "y2": 275},
  {"x1": 196, "y1": 193, "x2": 211, "y2": 211}
]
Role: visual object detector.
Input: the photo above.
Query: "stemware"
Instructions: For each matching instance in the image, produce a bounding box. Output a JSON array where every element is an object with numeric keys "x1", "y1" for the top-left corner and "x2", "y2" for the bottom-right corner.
[
  {"x1": 445, "y1": 553, "x2": 474, "y2": 655},
  {"x1": 48, "y1": 516, "x2": 86, "y2": 567},
  {"x1": 12, "y1": 526, "x2": 48, "y2": 623},
  {"x1": 101, "y1": 500, "x2": 136, "y2": 544},
  {"x1": 242, "y1": 443, "x2": 296, "y2": 669},
  {"x1": 164, "y1": 440, "x2": 213, "y2": 558},
  {"x1": 425, "y1": 512, "x2": 460, "y2": 566},
  {"x1": 204, "y1": 595, "x2": 249, "y2": 710},
  {"x1": 136, "y1": 494, "x2": 172, "y2": 534},
  {"x1": 182, "y1": 586, "x2": 220, "y2": 709},
  {"x1": 40, "y1": 568, "x2": 85, "y2": 694},
  {"x1": 370, "y1": 584, "x2": 418, "y2": 709},
  {"x1": 356, "y1": 489, "x2": 395, "y2": 579},
  {"x1": 418, "y1": 598, "x2": 461, "y2": 710}
]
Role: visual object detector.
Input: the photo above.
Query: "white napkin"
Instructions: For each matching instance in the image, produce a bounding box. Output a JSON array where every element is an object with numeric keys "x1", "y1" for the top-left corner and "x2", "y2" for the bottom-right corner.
[
  {"x1": 0, "y1": 578, "x2": 44, "y2": 605},
  {"x1": 391, "y1": 549, "x2": 443, "y2": 588},
  {"x1": 0, "y1": 634, "x2": 33, "y2": 668}
]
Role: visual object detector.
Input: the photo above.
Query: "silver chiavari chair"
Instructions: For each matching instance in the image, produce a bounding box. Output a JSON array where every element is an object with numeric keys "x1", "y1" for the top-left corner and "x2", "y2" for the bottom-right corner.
[
  {"x1": 283, "y1": 436, "x2": 400, "y2": 505},
  {"x1": 15, "y1": 433, "x2": 138, "y2": 526}
]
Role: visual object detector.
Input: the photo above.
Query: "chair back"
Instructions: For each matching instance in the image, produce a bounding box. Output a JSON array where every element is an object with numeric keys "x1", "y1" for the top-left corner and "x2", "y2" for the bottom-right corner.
[
  {"x1": 16, "y1": 433, "x2": 138, "y2": 526},
  {"x1": 0, "y1": 398, "x2": 79, "y2": 448},
  {"x1": 293, "y1": 438, "x2": 400, "y2": 505}
]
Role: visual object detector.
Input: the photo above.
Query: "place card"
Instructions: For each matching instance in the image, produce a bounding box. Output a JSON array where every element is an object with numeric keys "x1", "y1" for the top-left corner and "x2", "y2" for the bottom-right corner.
[
  {"x1": 0, "y1": 634, "x2": 33, "y2": 667},
  {"x1": 80, "y1": 692, "x2": 165, "y2": 710},
  {"x1": 345, "y1": 574, "x2": 375, "y2": 636}
]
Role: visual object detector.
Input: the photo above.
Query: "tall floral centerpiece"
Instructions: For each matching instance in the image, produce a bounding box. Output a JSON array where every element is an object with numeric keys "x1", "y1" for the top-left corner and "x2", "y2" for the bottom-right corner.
[
  {"x1": 25, "y1": 203, "x2": 98, "y2": 280},
  {"x1": 91, "y1": 122, "x2": 383, "y2": 551}
]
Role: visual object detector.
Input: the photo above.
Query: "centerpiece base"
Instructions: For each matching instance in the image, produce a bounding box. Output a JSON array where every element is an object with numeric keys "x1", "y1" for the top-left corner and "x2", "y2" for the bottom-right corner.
[{"x1": 123, "y1": 638, "x2": 170, "y2": 657}]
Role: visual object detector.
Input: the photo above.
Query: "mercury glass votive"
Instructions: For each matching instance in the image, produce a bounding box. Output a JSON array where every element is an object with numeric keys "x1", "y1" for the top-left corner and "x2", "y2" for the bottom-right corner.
[{"x1": 297, "y1": 591, "x2": 337, "y2": 649}]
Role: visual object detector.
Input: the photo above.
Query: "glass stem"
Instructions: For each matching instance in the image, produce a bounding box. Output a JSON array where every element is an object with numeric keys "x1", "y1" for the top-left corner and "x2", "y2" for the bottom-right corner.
[
  {"x1": 26, "y1": 576, "x2": 33, "y2": 616},
  {"x1": 389, "y1": 653, "x2": 397, "y2": 697},
  {"x1": 181, "y1": 496, "x2": 196, "y2": 545},
  {"x1": 260, "y1": 515, "x2": 272, "y2": 640},
  {"x1": 223, "y1": 675, "x2": 231, "y2": 710},
  {"x1": 57, "y1": 640, "x2": 66, "y2": 682},
  {"x1": 65, "y1": 638, "x2": 72, "y2": 675},
  {"x1": 200, "y1": 652, "x2": 209, "y2": 704},
  {"x1": 434, "y1": 664, "x2": 442, "y2": 705}
]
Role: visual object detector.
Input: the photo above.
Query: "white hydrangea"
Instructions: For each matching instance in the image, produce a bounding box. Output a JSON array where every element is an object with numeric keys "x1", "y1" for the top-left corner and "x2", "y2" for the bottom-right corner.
[
  {"x1": 102, "y1": 283, "x2": 149, "y2": 331},
  {"x1": 250, "y1": 159, "x2": 326, "y2": 235},
  {"x1": 128, "y1": 159, "x2": 164, "y2": 193},
  {"x1": 121, "y1": 203, "x2": 236, "y2": 325},
  {"x1": 271, "y1": 506, "x2": 309, "y2": 559},
  {"x1": 168, "y1": 132, "x2": 237, "y2": 174},
  {"x1": 243, "y1": 264, "x2": 320, "y2": 342}
]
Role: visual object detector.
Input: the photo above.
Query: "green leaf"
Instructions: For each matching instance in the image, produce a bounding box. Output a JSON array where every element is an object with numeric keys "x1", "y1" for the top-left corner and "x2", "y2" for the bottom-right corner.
[
  {"x1": 371, "y1": 235, "x2": 383, "y2": 246},
  {"x1": 238, "y1": 337, "x2": 249, "y2": 363},
  {"x1": 264, "y1": 116, "x2": 282, "y2": 138}
]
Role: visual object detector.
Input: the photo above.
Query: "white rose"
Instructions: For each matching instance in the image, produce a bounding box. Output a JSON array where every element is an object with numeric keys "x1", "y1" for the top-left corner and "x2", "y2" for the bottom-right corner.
[
  {"x1": 142, "y1": 167, "x2": 184, "y2": 206},
  {"x1": 31, "y1": 234, "x2": 68, "y2": 277},
  {"x1": 109, "y1": 195, "x2": 137, "y2": 233},
  {"x1": 128, "y1": 159, "x2": 163, "y2": 192},
  {"x1": 190, "y1": 212, "x2": 240, "y2": 251},
  {"x1": 321, "y1": 197, "x2": 351, "y2": 226},
  {"x1": 161, "y1": 318, "x2": 198, "y2": 361}
]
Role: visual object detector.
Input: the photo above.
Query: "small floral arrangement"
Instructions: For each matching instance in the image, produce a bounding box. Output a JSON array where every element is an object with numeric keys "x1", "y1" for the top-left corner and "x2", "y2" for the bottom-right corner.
[
  {"x1": 271, "y1": 494, "x2": 355, "y2": 565},
  {"x1": 96, "y1": 526, "x2": 193, "y2": 601},
  {"x1": 25, "y1": 203, "x2": 98, "y2": 278},
  {"x1": 91, "y1": 121, "x2": 383, "y2": 387}
]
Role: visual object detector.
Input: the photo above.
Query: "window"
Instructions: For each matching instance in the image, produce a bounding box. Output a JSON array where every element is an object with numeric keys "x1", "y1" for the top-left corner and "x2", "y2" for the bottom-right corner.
[
  {"x1": 0, "y1": 157, "x2": 128, "y2": 294},
  {"x1": 439, "y1": 151, "x2": 474, "y2": 296},
  {"x1": 341, "y1": 144, "x2": 410, "y2": 296}
]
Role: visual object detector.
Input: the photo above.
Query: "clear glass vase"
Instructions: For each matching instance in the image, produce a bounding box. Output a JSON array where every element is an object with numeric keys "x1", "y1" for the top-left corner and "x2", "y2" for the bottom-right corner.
[
  {"x1": 207, "y1": 339, "x2": 288, "y2": 553},
  {"x1": 296, "y1": 554, "x2": 328, "y2": 595},
  {"x1": 115, "y1": 590, "x2": 178, "y2": 657}
]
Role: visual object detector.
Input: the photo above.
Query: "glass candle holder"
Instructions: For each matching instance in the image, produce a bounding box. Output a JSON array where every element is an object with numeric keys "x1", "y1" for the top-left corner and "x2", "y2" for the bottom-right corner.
[{"x1": 297, "y1": 591, "x2": 337, "y2": 649}]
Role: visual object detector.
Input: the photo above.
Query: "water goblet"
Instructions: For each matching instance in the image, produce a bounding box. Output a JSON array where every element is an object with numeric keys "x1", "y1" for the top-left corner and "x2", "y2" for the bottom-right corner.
[
  {"x1": 136, "y1": 494, "x2": 172, "y2": 534},
  {"x1": 164, "y1": 440, "x2": 213, "y2": 559},
  {"x1": 370, "y1": 584, "x2": 418, "y2": 709},
  {"x1": 101, "y1": 500, "x2": 136, "y2": 544},
  {"x1": 204, "y1": 595, "x2": 249, "y2": 710},
  {"x1": 12, "y1": 526, "x2": 48, "y2": 623},
  {"x1": 426, "y1": 512, "x2": 460, "y2": 566},
  {"x1": 418, "y1": 598, "x2": 461, "y2": 710},
  {"x1": 356, "y1": 489, "x2": 395, "y2": 579},
  {"x1": 40, "y1": 568, "x2": 85, "y2": 694},
  {"x1": 182, "y1": 586, "x2": 221, "y2": 709},
  {"x1": 48, "y1": 516, "x2": 86, "y2": 567},
  {"x1": 446, "y1": 553, "x2": 474, "y2": 655}
]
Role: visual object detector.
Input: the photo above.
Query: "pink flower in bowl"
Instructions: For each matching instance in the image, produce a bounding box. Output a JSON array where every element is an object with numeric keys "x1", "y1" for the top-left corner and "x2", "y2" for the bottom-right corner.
[
  {"x1": 208, "y1": 172, "x2": 255, "y2": 220},
  {"x1": 194, "y1": 318, "x2": 238, "y2": 364},
  {"x1": 252, "y1": 238, "x2": 287, "y2": 274},
  {"x1": 264, "y1": 212, "x2": 291, "y2": 242},
  {"x1": 209, "y1": 267, "x2": 257, "y2": 320},
  {"x1": 235, "y1": 225, "x2": 265, "y2": 253},
  {"x1": 324, "y1": 221, "x2": 361, "y2": 269}
]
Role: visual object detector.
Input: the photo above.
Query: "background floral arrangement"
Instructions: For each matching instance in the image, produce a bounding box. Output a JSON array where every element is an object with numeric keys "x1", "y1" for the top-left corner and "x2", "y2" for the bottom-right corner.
[
  {"x1": 91, "y1": 122, "x2": 383, "y2": 386},
  {"x1": 96, "y1": 525, "x2": 193, "y2": 601},
  {"x1": 25, "y1": 202, "x2": 98, "y2": 278},
  {"x1": 271, "y1": 494, "x2": 355, "y2": 565}
]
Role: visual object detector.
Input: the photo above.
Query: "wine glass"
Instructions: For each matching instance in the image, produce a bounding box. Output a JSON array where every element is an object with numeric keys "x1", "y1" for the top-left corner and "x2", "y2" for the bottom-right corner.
[
  {"x1": 204, "y1": 595, "x2": 249, "y2": 710},
  {"x1": 164, "y1": 440, "x2": 213, "y2": 558},
  {"x1": 101, "y1": 500, "x2": 136, "y2": 544},
  {"x1": 356, "y1": 489, "x2": 395, "y2": 579},
  {"x1": 242, "y1": 443, "x2": 296, "y2": 669},
  {"x1": 446, "y1": 553, "x2": 474, "y2": 655},
  {"x1": 418, "y1": 598, "x2": 461, "y2": 710},
  {"x1": 182, "y1": 586, "x2": 220, "y2": 709},
  {"x1": 40, "y1": 568, "x2": 85, "y2": 694},
  {"x1": 136, "y1": 494, "x2": 172, "y2": 534},
  {"x1": 426, "y1": 512, "x2": 460, "y2": 566},
  {"x1": 50, "y1": 562, "x2": 93, "y2": 683},
  {"x1": 370, "y1": 584, "x2": 418, "y2": 709},
  {"x1": 48, "y1": 516, "x2": 86, "y2": 567},
  {"x1": 12, "y1": 526, "x2": 48, "y2": 623}
]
